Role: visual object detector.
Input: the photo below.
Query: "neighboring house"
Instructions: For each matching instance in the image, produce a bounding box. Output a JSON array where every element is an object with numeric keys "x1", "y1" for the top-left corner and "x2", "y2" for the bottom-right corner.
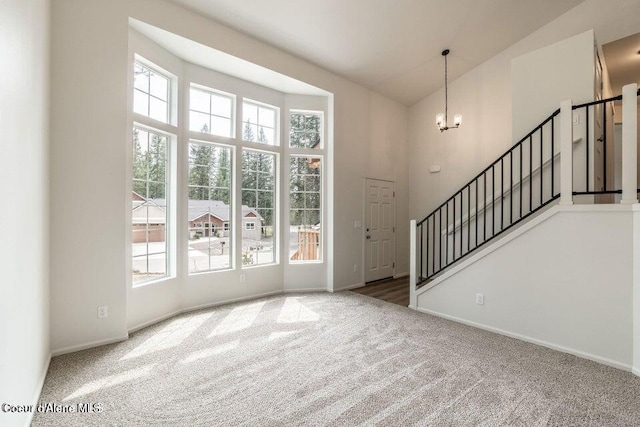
[
  {"x1": 132, "y1": 192, "x2": 166, "y2": 244},
  {"x1": 131, "y1": 192, "x2": 263, "y2": 243},
  {"x1": 187, "y1": 199, "x2": 263, "y2": 241}
]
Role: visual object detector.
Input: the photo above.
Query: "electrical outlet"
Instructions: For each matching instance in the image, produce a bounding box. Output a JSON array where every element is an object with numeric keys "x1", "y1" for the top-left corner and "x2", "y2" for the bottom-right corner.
[
  {"x1": 97, "y1": 306, "x2": 108, "y2": 319},
  {"x1": 353, "y1": 264, "x2": 358, "y2": 272},
  {"x1": 239, "y1": 274, "x2": 246, "y2": 283},
  {"x1": 476, "y1": 294, "x2": 484, "y2": 305},
  {"x1": 354, "y1": 221, "x2": 362, "y2": 228}
]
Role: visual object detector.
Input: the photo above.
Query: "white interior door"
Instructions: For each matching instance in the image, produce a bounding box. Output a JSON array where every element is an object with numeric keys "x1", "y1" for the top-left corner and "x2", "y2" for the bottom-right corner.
[{"x1": 364, "y1": 178, "x2": 395, "y2": 283}]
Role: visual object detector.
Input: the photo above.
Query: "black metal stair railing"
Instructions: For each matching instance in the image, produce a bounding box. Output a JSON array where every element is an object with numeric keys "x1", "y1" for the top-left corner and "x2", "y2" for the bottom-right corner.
[
  {"x1": 571, "y1": 95, "x2": 622, "y2": 198},
  {"x1": 415, "y1": 90, "x2": 638, "y2": 288},
  {"x1": 416, "y1": 92, "x2": 632, "y2": 286},
  {"x1": 416, "y1": 109, "x2": 562, "y2": 285}
]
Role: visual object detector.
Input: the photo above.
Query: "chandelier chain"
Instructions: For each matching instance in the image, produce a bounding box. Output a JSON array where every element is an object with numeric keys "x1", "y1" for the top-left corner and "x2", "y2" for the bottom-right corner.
[{"x1": 444, "y1": 52, "x2": 448, "y2": 123}]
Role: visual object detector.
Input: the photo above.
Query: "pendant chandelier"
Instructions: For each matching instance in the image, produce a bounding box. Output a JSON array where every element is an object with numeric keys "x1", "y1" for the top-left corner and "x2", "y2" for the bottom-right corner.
[{"x1": 436, "y1": 49, "x2": 462, "y2": 132}]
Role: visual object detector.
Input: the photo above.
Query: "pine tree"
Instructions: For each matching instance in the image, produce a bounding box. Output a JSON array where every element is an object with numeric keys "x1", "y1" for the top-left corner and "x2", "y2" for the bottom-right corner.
[
  {"x1": 243, "y1": 120, "x2": 255, "y2": 142},
  {"x1": 189, "y1": 143, "x2": 213, "y2": 200},
  {"x1": 211, "y1": 147, "x2": 231, "y2": 204},
  {"x1": 147, "y1": 133, "x2": 166, "y2": 199},
  {"x1": 132, "y1": 129, "x2": 147, "y2": 197}
]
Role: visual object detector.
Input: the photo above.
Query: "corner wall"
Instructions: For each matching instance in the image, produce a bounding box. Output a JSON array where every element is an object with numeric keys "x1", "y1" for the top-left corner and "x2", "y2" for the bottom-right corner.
[{"x1": 0, "y1": 0, "x2": 51, "y2": 426}]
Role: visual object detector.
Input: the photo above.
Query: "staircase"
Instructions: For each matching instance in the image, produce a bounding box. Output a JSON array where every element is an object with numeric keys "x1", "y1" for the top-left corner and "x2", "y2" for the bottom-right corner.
[{"x1": 409, "y1": 85, "x2": 640, "y2": 306}]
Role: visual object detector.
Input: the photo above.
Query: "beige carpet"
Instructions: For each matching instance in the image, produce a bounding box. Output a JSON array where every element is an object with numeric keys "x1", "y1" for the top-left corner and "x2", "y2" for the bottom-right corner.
[{"x1": 34, "y1": 292, "x2": 640, "y2": 426}]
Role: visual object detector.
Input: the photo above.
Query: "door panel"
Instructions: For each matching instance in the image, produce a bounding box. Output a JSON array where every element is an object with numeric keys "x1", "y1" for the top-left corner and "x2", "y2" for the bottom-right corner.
[{"x1": 365, "y1": 178, "x2": 395, "y2": 283}]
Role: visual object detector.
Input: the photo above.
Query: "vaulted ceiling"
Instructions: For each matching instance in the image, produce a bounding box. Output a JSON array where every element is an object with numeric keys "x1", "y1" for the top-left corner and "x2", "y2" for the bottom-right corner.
[{"x1": 169, "y1": 0, "x2": 584, "y2": 105}]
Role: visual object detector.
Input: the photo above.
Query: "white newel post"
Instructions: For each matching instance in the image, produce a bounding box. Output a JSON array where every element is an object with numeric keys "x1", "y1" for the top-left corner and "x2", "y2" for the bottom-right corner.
[
  {"x1": 560, "y1": 100, "x2": 574, "y2": 205},
  {"x1": 409, "y1": 219, "x2": 417, "y2": 309},
  {"x1": 621, "y1": 83, "x2": 638, "y2": 204}
]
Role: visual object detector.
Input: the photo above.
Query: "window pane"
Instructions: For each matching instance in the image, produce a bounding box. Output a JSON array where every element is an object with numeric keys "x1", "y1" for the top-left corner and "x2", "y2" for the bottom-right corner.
[
  {"x1": 212, "y1": 94, "x2": 232, "y2": 118},
  {"x1": 190, "y1": 86, "x2": 234, "y2": 137},
  {"x1": 190, "y1": 88, "x2": 210, "y2": 114},
  {"x1": 242, "y1": 123, "x2": 258, "y2": 142},
  {"x1": 132, "y1": 126, "x2": 169, "y2": 284},
  {"x1": 149, "y1": 72, "x2": 168, "y2": 101},
  {"x1": 258, "y1": 126, "x2": 275, "y2": 145},
  {"x1": 133, "y1": 89, "x2": 149, "y2": 116},
  {"x1": 290, "y1": 113, "x2": 322, "y2": 149},
  {"x1": 259, "y1": 107, "x2": 275, "y2": 127},
  {"x1": 188, "y1": 141, "x2": 233, "y2": 273},
  {"x1": 290, "y1": 156, "x2": 321, "y2": 262},
  {"x1": 211, "y1": 116, "x2": 231, "y2": 138},
  {"x1": 133, "y1": 60, "x2": 170, "y2": 124},
  {"x1": 242, "y1": 150, "x2": 276, "y2": 267},
  {"x1": 190, "y1": 111, "x2": 210, "y2": 133},
  {"x1": 243, "y1": 102, "x2": 258, "y2": 125},
  {"x1": 134, "y1": 64, "x2": 149, "y2": 92},
  {"x1": 149, "y1": 97, "x2": 168, "y2": 122}
]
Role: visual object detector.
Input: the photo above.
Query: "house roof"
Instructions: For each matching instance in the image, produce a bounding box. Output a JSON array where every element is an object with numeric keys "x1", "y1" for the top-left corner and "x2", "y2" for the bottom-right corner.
[
  {"x1": 184, "y1": 199, "x2": 263, "y2": 222},
  {"x1": 132, "y1": 194, "x2": 262, "y2": 223}
]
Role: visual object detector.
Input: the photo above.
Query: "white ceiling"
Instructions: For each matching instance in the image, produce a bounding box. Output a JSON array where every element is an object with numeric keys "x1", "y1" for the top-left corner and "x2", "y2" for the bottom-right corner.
[
  {"x1": 168, "y1": 0, "x2": 584, "y2": 106},
  {"x1": 602, "y1": 32, "x2": 640, "y2": 96},
  {"x1": 130, "y1": 19, "x2": 330, "y2": 97}
]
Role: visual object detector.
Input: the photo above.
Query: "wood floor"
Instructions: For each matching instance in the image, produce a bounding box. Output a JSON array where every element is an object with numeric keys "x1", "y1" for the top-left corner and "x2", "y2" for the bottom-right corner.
[{"x1": 350, "y1": 276, "x2": 409, "y2": 306}]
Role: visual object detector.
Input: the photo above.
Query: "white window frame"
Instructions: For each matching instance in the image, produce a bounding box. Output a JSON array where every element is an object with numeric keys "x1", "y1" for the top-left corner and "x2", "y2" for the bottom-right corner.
[
  {"x1": 240, "y1": 148, "x2": 278, "y2": 268},
  {"x1": 129, "y1": 54, "x2": 178, "y2": 288},
  {"x1": 133, "y1": 56, "x2": 173, "y2": 125},
  {"x1": 187, "y1": 140, "x2": 235, "y2": 275},
  {"x1": 287, "y1": 109, "x2": 325, "y2": 264},
  {"x1": 242, "y1": 99, "x2": 280, "y2": 146},
  {"x1": 289, "y1": 110, "x2": 324, "y2": 150},
  {"x1": 245, "y1": 221, "x2": 256, "y2": 230},
  {"x1": 131, "y1": 123, "x2": 175, "y2": 286},
  {"x1": 189, "y1": 83, "x2": 236, "y2": 139}
]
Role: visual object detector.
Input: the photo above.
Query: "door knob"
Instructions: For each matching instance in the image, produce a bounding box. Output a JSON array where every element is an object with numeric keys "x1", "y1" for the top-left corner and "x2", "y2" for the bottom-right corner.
[{"x1": 366, "y1": 235, "x2": 371, "y2": 239}]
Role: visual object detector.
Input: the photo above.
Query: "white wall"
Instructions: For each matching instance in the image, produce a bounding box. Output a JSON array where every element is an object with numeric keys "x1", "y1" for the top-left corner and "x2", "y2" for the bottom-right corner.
[
  {"x1": 50, "y1": 0, "x2": 409, "y2": 352},
  {"x1": 0, "y1": 0, "x2": 50, "y2": 426},
  {"x1": 417, "y1": 206, "x2": 635, "y2": 370},
  {"x1": 409, "y1": 0, "x2": 640, "y2": 222},
  {"x1": 50, "y1": 0, "x2": 130, "y2": 353},
  {"x1": 511, "y1": 30, "x2": 594, "y2": 141}
]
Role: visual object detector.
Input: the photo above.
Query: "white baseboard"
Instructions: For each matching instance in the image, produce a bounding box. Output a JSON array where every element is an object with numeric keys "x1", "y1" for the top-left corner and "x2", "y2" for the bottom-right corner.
[
  {"x1": 633, "y1": 367, "x2": 640, "y2": 377},
  {"x1": 56, "y1": 288, "x2": 339, "y2": 357},
  {"x1": 129, "y1": 290, "x2": 284, "y2": 333},
  {"x1": 334, "y1": 282, "x2": 364, "y2": 292},
  {"x1": 394, "y1": 272, "x2": 409, "y2": 279},
  {"x1": 284, "y1": 287, "x2": 327, "y2": 293},
  {"x1": 51, "y1": 334, "x2": 129, "y2": 357},
  {"x1": 416, "y1": 307, "x2": 632, "y2": 373},
  {"x1": 24, "y1": 352, "x2": 52, "y2": 427},
  {"x1": 129, "y1": 289, "x2": 328, "y2": 334},
  {"x1": 128, "y1": 309, "x2": 183, "y2": 334},
  {"x1": 181, "y1": 290, "x2": 283, "y2": 314}
]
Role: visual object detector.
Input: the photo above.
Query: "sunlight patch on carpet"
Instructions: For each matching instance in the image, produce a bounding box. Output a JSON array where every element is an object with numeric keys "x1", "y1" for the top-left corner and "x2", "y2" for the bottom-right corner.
[
  {"x1": 181, "y1": 340, "x2": 240, "y2": 364},
  {"x1": 210, "y1": 301, "x2": 266, "y2": 336},
  {"x1": 121, "y1": 312, "x2": 213, "y2": 360},
  {"x1": 277, "y1": 297, "x2": 319, "y2": 323},
  {"x1": 63, "y1": 364, "x2": 155, "y2": 401}
]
